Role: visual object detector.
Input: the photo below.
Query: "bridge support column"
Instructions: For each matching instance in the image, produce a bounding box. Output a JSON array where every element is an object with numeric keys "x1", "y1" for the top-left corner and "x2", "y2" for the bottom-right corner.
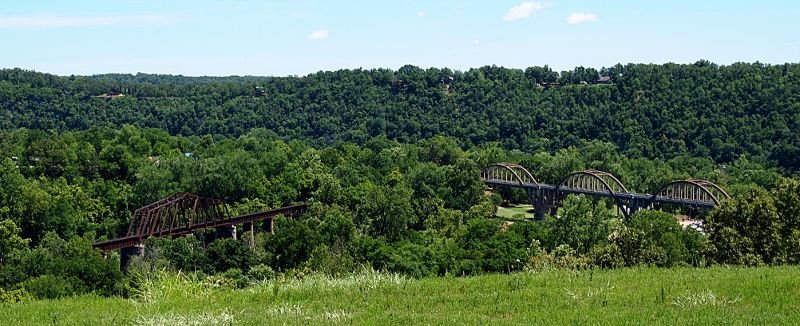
[
  {"x1": 624, "y1": 197, "x2": 651, "y2": 220},
  {"x1": 120, "y1": 245, "x2": 145, "y2": 272},
  {"x1": 264, "y1": 218, "x2": 274, "y2": 234},
  {"x1": 243, "y1": 222, "x2": 255, "y2": 248},
  {"x1": 215, "y1": 225, "x2": 237, "y2": 240},
  {"x1": 533, "y1": 188, "x2": 556, "y2": 221}
]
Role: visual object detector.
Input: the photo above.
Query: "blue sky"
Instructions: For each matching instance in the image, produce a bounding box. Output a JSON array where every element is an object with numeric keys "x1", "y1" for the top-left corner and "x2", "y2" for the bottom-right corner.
[{"x1": 1, "y1": 1, "x2": 798, "y2": 76}]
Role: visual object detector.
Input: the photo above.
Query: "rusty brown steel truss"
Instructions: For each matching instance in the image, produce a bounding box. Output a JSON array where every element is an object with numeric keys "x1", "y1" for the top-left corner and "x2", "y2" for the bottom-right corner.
[
  {"x1": 127, "y1": 192, "x2": 228, "y2": 240},
  {"x1": 481, "y1": 162, "x2": 730, "y2": 220},
  {"x1": 92, "y1": 193, "x2": 307, "y2": 251}
]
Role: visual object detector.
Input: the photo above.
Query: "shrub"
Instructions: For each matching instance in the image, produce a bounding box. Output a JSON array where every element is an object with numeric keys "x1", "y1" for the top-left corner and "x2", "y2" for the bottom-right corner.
[
  {"x1": 589, "y1": 244, "x2": 624, "y2": 268},
  {"x1": 20, "y1": 275, "x2": 76, "y2": 299},
  {"x1": 306, "y1": 244, "x2": 357, "y2": 276},
  {"x1": 205, "y1": 238, "x2": 256, "y2": 274},
  {"x1": 0, "y1": 287, "x2": 31, "y2": 303},
  {"x1": 248, "y1": 264, "x2": 276, "y2": 281}
]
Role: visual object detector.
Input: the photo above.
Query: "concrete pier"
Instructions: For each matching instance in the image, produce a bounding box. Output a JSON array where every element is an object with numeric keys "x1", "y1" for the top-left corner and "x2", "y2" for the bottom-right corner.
[
  {"x1": 215, "y1": 225, "x2": 237, "y2": 239},
  {"x1": 120, "y1": 245, "x2": 145, "y2": 271}
]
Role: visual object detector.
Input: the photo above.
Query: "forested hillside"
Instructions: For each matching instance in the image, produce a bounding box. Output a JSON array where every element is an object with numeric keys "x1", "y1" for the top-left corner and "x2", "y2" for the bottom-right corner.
[
  {"x1": 1, "y1": 61, "x2": 800, "y2": 301},
  {"x1": 2, "y1": 61, "x2": 799, "y2": 174}
]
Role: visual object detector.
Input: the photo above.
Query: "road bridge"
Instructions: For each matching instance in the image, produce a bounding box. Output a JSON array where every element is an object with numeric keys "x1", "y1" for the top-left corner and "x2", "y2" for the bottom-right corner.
[{"x1": 482, "y1": 162, "x2": 729, "y2": 220}]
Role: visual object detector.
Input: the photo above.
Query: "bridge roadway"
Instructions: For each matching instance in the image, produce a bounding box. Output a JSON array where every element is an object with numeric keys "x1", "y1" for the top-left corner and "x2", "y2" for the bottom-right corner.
[{"x1": 484, "y1": 179, "x2": 718, "y2": 209}]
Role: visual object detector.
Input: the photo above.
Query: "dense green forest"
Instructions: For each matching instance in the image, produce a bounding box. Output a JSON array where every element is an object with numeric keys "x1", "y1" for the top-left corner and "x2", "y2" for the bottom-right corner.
[
  {"x1": 2, "y1": 61, "x2": 799, "y2": 174},
  {"x1": 1, "y1": 61, "x2": 800, "y2": 302}
]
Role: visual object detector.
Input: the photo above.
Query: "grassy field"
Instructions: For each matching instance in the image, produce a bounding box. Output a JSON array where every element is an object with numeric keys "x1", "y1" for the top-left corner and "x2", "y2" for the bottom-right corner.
[
  {"x1": 496, "y1": 205, "x2": 536, "y2": 220},
  {"x1": 2, "y1": 266, "x2": 800, "y2": 325}
]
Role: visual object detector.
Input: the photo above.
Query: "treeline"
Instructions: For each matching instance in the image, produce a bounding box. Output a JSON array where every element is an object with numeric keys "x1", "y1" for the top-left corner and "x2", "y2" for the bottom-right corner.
[
  {"x1": 2, "y1": 61, "x2": 799, "y2": 174},
  {"x1": 0, "y1": 125, "x2": 797, "y2": 300}
]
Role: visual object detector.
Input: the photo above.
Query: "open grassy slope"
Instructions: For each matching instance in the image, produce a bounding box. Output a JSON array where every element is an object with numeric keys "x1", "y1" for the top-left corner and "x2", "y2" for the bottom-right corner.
[
  {"x1": 2, "y1": 266, "x2": 799, "y2": 325},
  {"x1": 495, "y1": 205, "x2": 536, "y2": 220}
]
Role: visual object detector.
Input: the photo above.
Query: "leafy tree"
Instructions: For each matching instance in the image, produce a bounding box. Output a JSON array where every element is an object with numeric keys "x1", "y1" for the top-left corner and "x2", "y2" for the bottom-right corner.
[
  {"x1": 205, "y1": 238, "x2": 257, "y2": 274},
  {"x1": 546, "y1": 195, "x2": 613, "y2": 254},
  {"x1": 355, "y1": 183, "x2": 414, "y2": 242},
  {"x1": 0, "y1": 219, "x2": 29, "y2": 265}
]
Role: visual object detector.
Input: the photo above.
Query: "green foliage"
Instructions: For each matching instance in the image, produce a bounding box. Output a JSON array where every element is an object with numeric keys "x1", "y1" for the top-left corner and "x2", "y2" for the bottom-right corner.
[
  {"x1": 628, "y1": 210, "x2": 704, "y2": 267},
  {"x1": 0, "y1": 233, "x2": 121, "y2": 297},
  {"x1": 546, "y1": 195, "x2": 614, "y2": 254},
  {"x1": 261, "y1": 215, "x2": 320, "y2": 271},
  {"x1": 355, "y1": 183, "x2": 414, "y2": 242},
  {"x1": 205, "y1": 238, "x2": 257, "y2": 274},
  {"x1": 306, "y1": 244, "x2": 357, "y2": 276},
  {"x1": 0, "y1": 287, "x2": 31, "y2": 303},
  {"x1": 248, "y1": 264, "x2": 276, "y2": 281},
  {"x1": 4, "y1": 62, "x2": 799, "y2": 174},
  {"x1": 1, "y1": 74, "x2": 799, "y2": 297},
  {"x1": 707, "y1": 177, "x2": 800, "y2": 265},
  {"x1": 0, "y1": 219, "x2": 29, "y2": 264},
  {"x1": 19, "y1": 275, "x2": 80, "y2": 299},
  {"x1": 6, "y1": 266, "x2": 800, "y2": 324}
]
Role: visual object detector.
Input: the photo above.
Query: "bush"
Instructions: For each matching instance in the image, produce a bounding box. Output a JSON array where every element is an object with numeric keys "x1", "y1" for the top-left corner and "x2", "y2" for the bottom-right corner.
[
  {"x1": 0, "y1": 287, "x2": 32, "y2": 303},
  {"x1": 589, "y1": 244, "x2": 624, "y2": 268},
  {"x1": 20, "y1": 275, "x2": 76, "y2": 299},
  {"x1": 306, "y1": 244, "x2": 357, "y2": 276},
  {"x1": 205, "y1": 238, "x2": 256, "y2": 274},
  {"x1": 219, "y1": 268, "x2": 249, "y2": 289},
  {"x1": 248, "y1": 264, "x2": 276, "y2": 281}
]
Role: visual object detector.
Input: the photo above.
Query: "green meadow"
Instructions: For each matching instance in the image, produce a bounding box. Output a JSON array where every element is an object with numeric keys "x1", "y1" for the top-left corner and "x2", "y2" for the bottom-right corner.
[
  {"x1": 2, "y1": 266, "x2": 799, "y2": 325},
  {"x1": 495, "y1": 205, "x2": 536, "y2": 220}
]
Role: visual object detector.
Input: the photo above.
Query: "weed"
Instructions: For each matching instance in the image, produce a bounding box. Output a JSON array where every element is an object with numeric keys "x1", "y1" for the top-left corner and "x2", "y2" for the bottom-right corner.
[
  {"x1": 132, "y1": 308, "x2": 238, "y2": 326},
  {"x1": 672, "y1": 290, "x2": 742, "y2": 308}
]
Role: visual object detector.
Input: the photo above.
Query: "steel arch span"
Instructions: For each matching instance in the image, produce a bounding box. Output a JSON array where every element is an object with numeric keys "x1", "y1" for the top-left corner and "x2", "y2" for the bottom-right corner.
[
  {"x1": 651, "y1": 179, "x2": 730, "y2": 208},
  {"x1": 553, "y1": 170, "x2": 633, "y2": 218},
  {"x1": 554, "y1": 170, "x2": 630, "y2": 196},
  {"x1": 481, "y1": 163, "x2": 538, "y2": 187},
  {"x1": 480, "y1": 162, "x2": 730, "y2": 220}
]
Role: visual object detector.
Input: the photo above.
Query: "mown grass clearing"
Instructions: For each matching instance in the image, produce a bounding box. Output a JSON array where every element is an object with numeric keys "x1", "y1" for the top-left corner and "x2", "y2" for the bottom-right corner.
[
  {"x1": 496, "y1": 205, "x2": 536, "y2": 220},
  {"x1": 3, "y1": 265, "x2": 799, "y2": 325}
]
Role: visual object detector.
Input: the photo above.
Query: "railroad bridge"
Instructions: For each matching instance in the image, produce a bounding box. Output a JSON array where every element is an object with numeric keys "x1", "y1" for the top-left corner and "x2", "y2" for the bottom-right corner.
[
  {"x1": 91, "y1": 193, "x2": 306, "y2": 269},
  {"x1": 482, "y1": 162, "x2": 729, "y2": 220}
]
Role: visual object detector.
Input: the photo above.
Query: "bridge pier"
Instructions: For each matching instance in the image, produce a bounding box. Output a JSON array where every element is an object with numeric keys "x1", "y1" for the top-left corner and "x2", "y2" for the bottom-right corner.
[
  {"x1": 264, "y1": 218, "x2": 274, "y2": 234},
  {"x1": 532, "y1": 188, "x2": 557, "y2": 221},
  {"x1": 215, "y1": 225, "x2": 237, "y2": 240},
  {"x1": 243, "y1": 222, "x2": 255, "y2": 248},
  {"x1": 120, "y1": 245, "x2": 145, "y2": 272}
]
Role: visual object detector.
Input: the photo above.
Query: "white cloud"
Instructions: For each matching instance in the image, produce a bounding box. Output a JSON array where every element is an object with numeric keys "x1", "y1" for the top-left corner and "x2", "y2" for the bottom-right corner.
[
  {"x1": 502, "y1": 2, "x2": 551, "y2": 22},
  {"x1": 417, "y1": 11, "x2": 426, "y2": 17},
  {"x1": 0, "y1": 14, "x2": 171, "y2": 30},
  {"x1": 306, "y1": 29, "x2": 329, "y2": 40},
  {"x1": 566, "y1": 12, "x2": 598, "y2": 24}
]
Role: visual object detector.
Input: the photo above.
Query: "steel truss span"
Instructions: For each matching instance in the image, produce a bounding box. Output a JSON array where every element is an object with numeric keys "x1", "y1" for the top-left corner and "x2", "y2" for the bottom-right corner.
[
  {"x1": 92, "y1": 193, "x2": 307, "y2": 251},
  {"x1": 481, "y1": 163, "x2": 730, "y2": 220}
]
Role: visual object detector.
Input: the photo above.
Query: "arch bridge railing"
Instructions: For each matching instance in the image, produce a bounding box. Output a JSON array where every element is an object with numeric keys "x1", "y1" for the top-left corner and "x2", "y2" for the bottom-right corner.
[
  {"x1": 481, "y1": 162, "x2": 730, "y2": 219},
  {"x1": 481, "y1": 163, "x2": 539, "y2": 187},
  {"x1": 651, "y1": 179, "x2": 730, "y2": 208}
]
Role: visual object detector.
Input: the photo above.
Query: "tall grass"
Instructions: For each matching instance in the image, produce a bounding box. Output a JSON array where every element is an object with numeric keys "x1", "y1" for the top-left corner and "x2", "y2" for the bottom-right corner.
[{"x1": 1, "y1": 266, "x2": 799, "y2": 325}]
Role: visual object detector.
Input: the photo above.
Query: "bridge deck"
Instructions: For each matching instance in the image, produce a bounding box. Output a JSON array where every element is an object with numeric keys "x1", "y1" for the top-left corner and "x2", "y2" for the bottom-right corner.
[{"x1": 484, "y1": 179, "x2": 717, "y2": 208}]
